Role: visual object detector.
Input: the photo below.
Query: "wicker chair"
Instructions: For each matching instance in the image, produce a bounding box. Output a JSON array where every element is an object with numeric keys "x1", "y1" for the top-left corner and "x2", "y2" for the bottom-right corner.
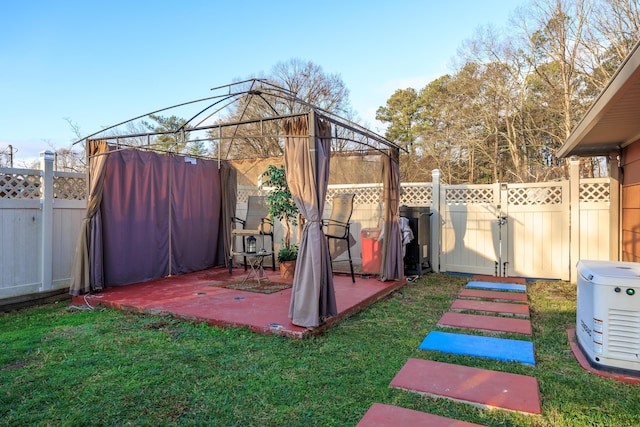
[
  {"x1": 323, "y1": 193, "x2": 356, "y2": 282},
  {"x1": 231, "y1": 196, "x2": 275, "y2": 271}
]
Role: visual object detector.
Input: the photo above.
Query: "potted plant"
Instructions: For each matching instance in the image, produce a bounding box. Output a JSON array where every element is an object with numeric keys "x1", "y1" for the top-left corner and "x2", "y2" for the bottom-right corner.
[
  {"x1": 276, "y1": 243, "x2": 298, "y2": 279},
  {"x1": 260, "y1": 165, "x2": 299, "y2": 278}
]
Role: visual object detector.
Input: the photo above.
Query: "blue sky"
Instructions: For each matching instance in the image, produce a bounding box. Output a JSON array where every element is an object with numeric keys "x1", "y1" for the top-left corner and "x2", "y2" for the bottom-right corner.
[{"x1": 0, "y1": 0, "x2": 523, "y2": 164}]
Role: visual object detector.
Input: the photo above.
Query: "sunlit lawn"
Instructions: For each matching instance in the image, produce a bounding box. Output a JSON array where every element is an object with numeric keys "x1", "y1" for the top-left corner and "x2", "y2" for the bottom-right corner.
[{"x1": 1, "y1": 274, "x2": 639, "y2": 426}]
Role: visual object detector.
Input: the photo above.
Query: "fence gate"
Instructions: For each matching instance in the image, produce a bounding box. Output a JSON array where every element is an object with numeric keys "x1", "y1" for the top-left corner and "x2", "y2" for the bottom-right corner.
[
  {"x1": 440, "y1": 184, "x2": 502, "y2": 276},
  {"x1": 503, "y1": 181, "x2": 570, "y2": 280},
  {"x1": 440, "y1": 181, "x2": 570, "y2": 280}
]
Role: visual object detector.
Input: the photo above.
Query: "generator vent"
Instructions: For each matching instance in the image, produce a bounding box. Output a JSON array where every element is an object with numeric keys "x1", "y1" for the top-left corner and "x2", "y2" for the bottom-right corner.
[{"x1": 607, "y1": 309, "x2": 640, "y2": 361}]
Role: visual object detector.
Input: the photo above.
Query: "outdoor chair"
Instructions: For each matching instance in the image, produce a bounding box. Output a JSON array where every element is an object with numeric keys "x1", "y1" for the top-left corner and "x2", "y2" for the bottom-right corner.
[
  {"x1": 323, "y1": 193, "x2": 356, "y2": 283},
  {"x1": 231, "y1": 195, "x2": 275, "y2": 271}
]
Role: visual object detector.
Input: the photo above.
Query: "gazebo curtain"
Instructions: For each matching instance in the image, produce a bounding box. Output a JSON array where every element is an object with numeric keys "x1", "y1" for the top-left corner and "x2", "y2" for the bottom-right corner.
[
  {"x1": 70, "y1": 147, "x2": 224, "y2": 294},
  {"x1": 284, "y1": 112, "x2": 337, "y2": 327},
  {"x1": 221, "y1": 162, "x2": 237, "y2": 268},
  {"x1": 169, "y1": 155, "x2": 222, "y2": 275},
  {"x1": 69, "y1": 140, "x2": 109, "y2": 295},
  {"x1": 99, "y1": 151, "x2": 221, "y2": 286},
  {"x1": 379, "y1": 149, "x2": 404, "y2": 281},
  {"x1": 101, "y1": 150, "x2": 171, "y2": 284}
]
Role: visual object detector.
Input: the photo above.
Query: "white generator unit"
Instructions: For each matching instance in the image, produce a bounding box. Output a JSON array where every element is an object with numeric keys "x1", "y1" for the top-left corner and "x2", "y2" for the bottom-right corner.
[{"x1": 576, "y1": 260, "x2": 640, "y2": 375}]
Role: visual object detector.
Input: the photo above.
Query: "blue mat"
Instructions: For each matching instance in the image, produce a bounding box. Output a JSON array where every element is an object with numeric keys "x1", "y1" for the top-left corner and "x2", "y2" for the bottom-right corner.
[
  {"x1": 419, "y1": 331, "x2": 535, "y2": 365},
  {"x1": 466, "y1": 281, "x2": 527, "y2": 292}
]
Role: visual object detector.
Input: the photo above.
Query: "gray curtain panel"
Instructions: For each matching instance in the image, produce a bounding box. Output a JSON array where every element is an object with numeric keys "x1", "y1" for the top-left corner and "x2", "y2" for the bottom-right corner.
[
  {"x1": 101, "y1": 150, "x2": 172, "y2": 286},
  {"x1": 379, "y1": 149, "x2": 404, "y2": 281},
  {"x1": 169, "y1": 156, "x2": 222, "y2": 275},
  {"x1": 284, "y1": 113, "x2": 337, "y2": 327},
  {"x1": 72, "y1": 148, "x2": 223, "y2": 289}
]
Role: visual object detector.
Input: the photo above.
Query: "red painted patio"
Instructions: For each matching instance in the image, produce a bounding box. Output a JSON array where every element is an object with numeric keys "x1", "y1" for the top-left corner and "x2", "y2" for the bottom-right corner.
[{"x1": 71, "y1": 266, "x2": 407, "y2": 339}]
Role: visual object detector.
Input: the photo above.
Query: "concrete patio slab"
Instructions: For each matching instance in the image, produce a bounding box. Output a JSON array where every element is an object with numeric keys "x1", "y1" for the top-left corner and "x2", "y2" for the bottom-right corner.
[{"x1": 71, "y1": 266, "x2": 407, "y2": 339}]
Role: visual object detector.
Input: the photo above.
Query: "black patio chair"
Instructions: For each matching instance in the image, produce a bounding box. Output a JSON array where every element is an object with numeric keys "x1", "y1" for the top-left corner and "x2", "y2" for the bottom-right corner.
[
  {"x1": 231, "y1": 195, "x2": 275, "y2": 271},
  {"x1": 323, "y1": 193, "x2": 356, "y2": 283}
]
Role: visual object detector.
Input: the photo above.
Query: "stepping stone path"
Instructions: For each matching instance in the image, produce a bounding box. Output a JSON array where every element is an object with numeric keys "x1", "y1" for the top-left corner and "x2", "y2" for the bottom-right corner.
[{"x1": 358, "y1": 278, "x2": 541, "y2": 426}]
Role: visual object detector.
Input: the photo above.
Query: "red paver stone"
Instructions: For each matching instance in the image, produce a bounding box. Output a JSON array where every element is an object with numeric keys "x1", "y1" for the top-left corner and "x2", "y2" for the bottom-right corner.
[
  {"x1": 438, "y1": 312, "x2": 532, "y2": 335},
  {"x1": 357, "y1": 403, "x2": 486, "y2": 427},
  {"x1": 458, "y1": 288, "x2": 528, "y2": 303},
  {"x1": 451, "y1": 299, "x2": 530, "y2": 317},
  {"x1": 390, "y1": 359, "x2": 541, "y2": 415}
]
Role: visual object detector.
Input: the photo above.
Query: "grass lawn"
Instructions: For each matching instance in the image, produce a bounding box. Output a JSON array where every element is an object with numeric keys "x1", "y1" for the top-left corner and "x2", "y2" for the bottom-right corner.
[{"x1": 1, "y1": 274, "x2": 639, "y2": 426}]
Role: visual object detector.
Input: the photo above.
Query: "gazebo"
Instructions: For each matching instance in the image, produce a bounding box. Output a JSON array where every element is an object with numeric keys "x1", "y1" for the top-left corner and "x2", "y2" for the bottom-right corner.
[{"x1": 69, "y1": 79, "x2": 405, "y2": 328}]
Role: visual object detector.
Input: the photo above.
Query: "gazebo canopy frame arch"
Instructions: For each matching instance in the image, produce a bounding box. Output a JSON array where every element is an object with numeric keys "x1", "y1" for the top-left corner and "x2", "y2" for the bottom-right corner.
[{"x1": 70, "y1": 80, "x2": 405, "y2": 328}]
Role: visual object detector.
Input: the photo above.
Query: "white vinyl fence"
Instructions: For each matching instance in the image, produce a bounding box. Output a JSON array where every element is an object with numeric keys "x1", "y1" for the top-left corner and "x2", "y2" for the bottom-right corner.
[
  {"x1": 1, "y1": 155, "x2": 613, "y2": 304},
  {"x1": 238, "y1": 161, "x2": 611, "y2": 282},
  {"x1": 435, "y1": 164, "x2": 611, "y2": 281},
  {"x1": 234, "y1": 182, "x2": 432, "y2": 270},
  {"x1": 0, "y1": 152, "x2": 86, "y2": 302}
]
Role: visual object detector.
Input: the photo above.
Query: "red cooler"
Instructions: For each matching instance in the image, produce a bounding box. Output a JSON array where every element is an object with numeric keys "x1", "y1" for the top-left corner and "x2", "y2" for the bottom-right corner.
[{"x1": 361, "y1": 228, "x2": 381, "y2": 275}]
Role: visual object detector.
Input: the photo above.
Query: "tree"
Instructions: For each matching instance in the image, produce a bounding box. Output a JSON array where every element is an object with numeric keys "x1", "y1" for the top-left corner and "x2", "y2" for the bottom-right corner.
[
  {"x1": 271, "y1": 59, "x2": 351, "y2": 116},
  {"x1": 582, "y1": 0, "x2": 640, "y2": 92},
  {"x1": 260, "y1": 165, "x2": 299, "y2": 255},
  {"x1": 0, "y1": 145, "x2": 15, "y2": 168},
  {"x1": 415, "y1": 75, "x2": 468, "y2": 183},
  {"x1": 376, "y1": 88, "x2": 434, "y2": 181},
  {"x1": 142, "y1": 114, "x2": 191, "y2": 153},
  {"x1": 215, "y1": 59, "x2": 354, "y2": 160},
  {"x1": 376, "y1": 0, "x2": 639, "y2": 183},
  {"x1": 375, "y1": 88, "x2": 420, "y2": 152}
]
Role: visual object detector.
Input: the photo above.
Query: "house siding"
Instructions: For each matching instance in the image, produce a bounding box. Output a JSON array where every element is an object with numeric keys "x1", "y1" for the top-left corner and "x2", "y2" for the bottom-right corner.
[{"x1": 622, "y1": 139, "x2": 640, "y2": 261}]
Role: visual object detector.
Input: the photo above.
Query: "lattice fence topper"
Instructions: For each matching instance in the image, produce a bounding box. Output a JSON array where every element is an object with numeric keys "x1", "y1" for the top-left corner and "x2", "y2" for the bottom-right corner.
[
  {"x1": 400, "y1": 184, "x2": 432, "y2": 206},
  {"x1": 237, "y1": 187, "x2": 262, "y2": 204},
  {"x1": 240, "y1": 181, "x2": 606, "y2": 207},
  {"x1": 53, "y1": 175, "x2": 86, "y2": 200},
  {"x1": 0, "y1": 172, "x2": 41, "y2": 199},
  {"x1": 508, "y1": 185, "x2": 564, "y2": 206},
  {"x1": 446, "y1": 187, "x2": 494, "y2": 205},
  {"x1": 327, "y1": 185, "x2": 381, "y2": 206},
  {"x1": 580, "y1": 180, "x2": 610, "y2": 203},
  {"x1": 237, "y1": 183, "x2": 433, "y2": 207}
]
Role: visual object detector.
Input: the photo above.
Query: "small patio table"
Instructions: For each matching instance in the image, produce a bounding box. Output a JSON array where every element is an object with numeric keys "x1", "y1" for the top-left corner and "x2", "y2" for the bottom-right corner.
[{"x1": 234, "y1": 251, "x2": 272, "y2": 285}]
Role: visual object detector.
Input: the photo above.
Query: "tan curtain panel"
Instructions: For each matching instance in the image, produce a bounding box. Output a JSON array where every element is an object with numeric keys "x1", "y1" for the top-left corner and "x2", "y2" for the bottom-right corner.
[
  {"x1": 379, "y1": 149, "x2": 404, "y2": 281},
  {"x1": 221, "y1": 162, "x2": 237, "y2": 267},
  {"x1": 69, "y1": 140, "x2": 109, "y2": 295},
  {"x1": 284, "y1": 113, "x2": 337, "y2": 327}
]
